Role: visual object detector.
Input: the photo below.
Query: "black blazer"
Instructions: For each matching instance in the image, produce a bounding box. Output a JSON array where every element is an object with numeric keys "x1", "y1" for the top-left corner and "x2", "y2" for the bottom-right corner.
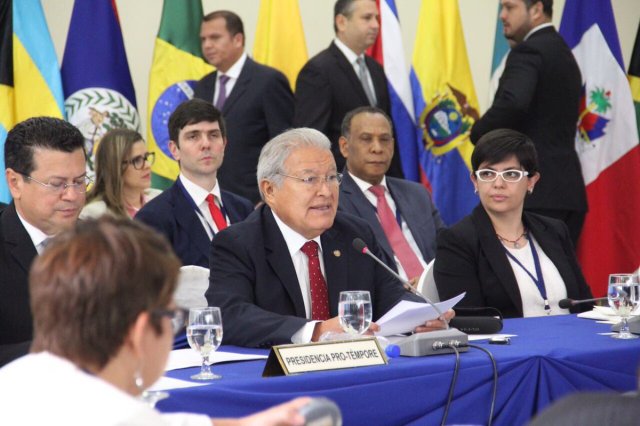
[
  {"x1": 434, "y1": 205, "x2": 592, "y2": 318},
  {"x1": 293, "y1": 42, "x2": 402, "y2": 177},
  {"x1": 194, "y1": 57, "x2": 294, "y2": 204},
  {"x1": 0, "y1": 203, "x2": 37, "y2": 365},
  {"x1": 338, "y1": 172, "x2": 445, "y2": 267},
  {"x1": 205, "y1": 205, "x2": 421, "y2": 348},
  {"x1": 136, "y1": 181, "x2": 253, "y2": 268},
  {"x1": 471, "y1": 27, "x2": 586, "y2": 213}
]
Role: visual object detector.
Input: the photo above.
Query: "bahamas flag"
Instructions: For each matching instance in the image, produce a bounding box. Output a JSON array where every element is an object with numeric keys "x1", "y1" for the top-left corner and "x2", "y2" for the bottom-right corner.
[
  {"x1": 0, "y1": 0, "x2": 64, "y2": 203},
  {"x1": 253, "y1": 0, "x2": 307, "y2": 91},
  {"x1": 62, "y1": 0, "x2": 140, "y2": 176},
  {"x1": 629, "y1": 22, "x2": 640, "y2": 133},
  {"x1": 147, "y1": 0, "x2": 212, "y2": 189},
  {"x1": 366, "y1": 0, "x2": 421, "y2": 182},
  {"x1": 411, "y1": 0, "x2": 479, "y2": 225},
  {"x1": 559, "y1": 0, "x2": 640, "y2": 295},
  {"x1": 488, "y1": 4, "x2": 510, "y2": 105}
]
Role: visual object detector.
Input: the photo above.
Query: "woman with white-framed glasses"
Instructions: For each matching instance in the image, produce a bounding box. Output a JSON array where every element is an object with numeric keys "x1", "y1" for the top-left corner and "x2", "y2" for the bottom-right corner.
[
  {"x1": 81, "y1": 129, "x2": 161, "y2": 219},
  {"x1": 434, "y1": 129, "x2": 592, "y2": 318}
]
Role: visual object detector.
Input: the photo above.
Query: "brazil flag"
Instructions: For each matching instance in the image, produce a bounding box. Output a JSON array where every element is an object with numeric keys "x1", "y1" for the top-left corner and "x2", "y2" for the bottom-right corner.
[{"x1": 147, "y1": 0, "x2": 213, "y2": 189}]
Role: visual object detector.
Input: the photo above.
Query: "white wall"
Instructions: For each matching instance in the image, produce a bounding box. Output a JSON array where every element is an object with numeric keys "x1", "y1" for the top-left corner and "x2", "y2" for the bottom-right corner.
[{"x1": 42, "y1": 0, "x2": 640, "y2": 137}]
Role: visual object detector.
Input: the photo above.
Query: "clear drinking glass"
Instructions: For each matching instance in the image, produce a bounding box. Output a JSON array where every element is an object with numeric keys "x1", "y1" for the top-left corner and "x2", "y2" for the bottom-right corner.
[
  {"x1": 608, "y1": 274, "x2": 640, "y2": 340},
  {"x1": 338, "y1": 290, "x2": 372, "y2": 336},
  {"x1": 186, "y1": 307, "x2": 223, "y2": 380}
]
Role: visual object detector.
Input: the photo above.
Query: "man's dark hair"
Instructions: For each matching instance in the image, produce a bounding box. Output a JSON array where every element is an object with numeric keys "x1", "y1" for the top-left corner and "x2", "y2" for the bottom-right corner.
[
  {"x1": 341, "y1": 106, "x2": 393, "y2": 139},
  {"x1": 168, "y1": 99, "x2": 227, "y2": 146},
  {"x1": 472, "y1": 129, "x2": 539, "y2": 175},
  {"x1": 523, "y1": 0, "x2": 553, "y2": 18},
  {"x1": 4, "y1": 116, "x2": 85, "y2": 176},
  {"x1": 334, "y1": 0, "x2": 360, "y2": 33},
  {"x1": 203, "y1": 10, "x2": 245, "y2": 45}
]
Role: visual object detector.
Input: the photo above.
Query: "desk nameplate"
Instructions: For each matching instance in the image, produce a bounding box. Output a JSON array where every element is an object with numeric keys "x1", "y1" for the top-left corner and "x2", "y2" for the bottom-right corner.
[{"x1": 263, "y1": 337, "x2": 387, "y2": 377}]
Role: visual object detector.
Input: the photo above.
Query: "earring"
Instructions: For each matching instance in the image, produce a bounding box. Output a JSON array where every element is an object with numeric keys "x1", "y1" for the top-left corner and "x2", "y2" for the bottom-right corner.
[
  {"x1": 134, "y1": 368, "x2": 144, "y2": 391},
  {"x1": 474, "y1": 187, "x2": 478, "y2": 194},
  {"x1": 528, "y1": 188, "x2": 533, "y2": 194}
]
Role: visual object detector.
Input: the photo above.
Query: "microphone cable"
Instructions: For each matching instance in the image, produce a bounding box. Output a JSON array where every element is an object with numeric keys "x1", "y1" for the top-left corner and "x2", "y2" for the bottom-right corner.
[
  {"x1": 468, "y1": 344, "x2": 498, "y2": 426},
  {"x1": 440, "y1": 346, "x2": 461, "y2": 426}
]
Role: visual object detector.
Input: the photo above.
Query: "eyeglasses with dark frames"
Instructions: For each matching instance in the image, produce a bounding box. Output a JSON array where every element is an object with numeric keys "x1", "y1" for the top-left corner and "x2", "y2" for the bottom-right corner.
[
  {"x1": 153, "y1": 307, "x2": 189, "y2": 335},
  {"x1": 123, "y1": 152, "x2": 156, "y2": 170}
]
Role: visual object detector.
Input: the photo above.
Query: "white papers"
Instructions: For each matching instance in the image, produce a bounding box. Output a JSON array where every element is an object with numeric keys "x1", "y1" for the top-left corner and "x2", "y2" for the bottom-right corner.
[
  {"x1": 165, "y1": 349, "x2": 268, "y2": 371},
  {"x1": 147, "y1": 376, "x2": 210, "y2": 391},
  {"x1": 375, "y1": 293, "x2": 465, "y2": 336}
]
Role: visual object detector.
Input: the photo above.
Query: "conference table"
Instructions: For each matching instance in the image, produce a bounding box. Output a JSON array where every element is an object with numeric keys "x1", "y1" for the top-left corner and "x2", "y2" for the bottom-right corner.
[{"x1": 158, "y1": 315, "x2": 640, "y2": 425}]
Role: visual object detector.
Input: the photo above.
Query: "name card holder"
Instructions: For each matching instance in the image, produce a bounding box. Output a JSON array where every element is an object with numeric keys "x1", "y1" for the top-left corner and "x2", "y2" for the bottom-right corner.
[{"x1": 263, "y1": 337, "x2": 388, "y2": 377}]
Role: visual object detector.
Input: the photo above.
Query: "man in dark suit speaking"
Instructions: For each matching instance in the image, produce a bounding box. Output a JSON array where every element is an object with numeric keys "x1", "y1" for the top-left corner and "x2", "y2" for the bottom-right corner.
[
  {"x1": 294, "y1": 0, "x2": 403, "y2": 178},
  {"x1": 338, "y1": 107, "x2": 445, "y2": 285},
  {"x1": 206, "y1": 128, "x2": 452, "y2": 348},
  {"x1": 470, "y1": 0, "x2": 586, "y2": 245},
  {"x1": 137, "y1": 99, "x2": 253, "y2": 268},
  {"x1": 1, "y1": 117, "x2": 87, "y2": 366},
  {"x1": 194, "y1": 10, "x2": 294, "y2": 204}
]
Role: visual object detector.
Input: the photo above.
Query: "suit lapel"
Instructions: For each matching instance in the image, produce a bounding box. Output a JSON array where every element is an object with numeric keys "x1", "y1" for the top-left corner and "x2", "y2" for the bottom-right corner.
[
  {"x1": 329, "y1": 43, "x2": 370, "y2": 105},
  {"x1": 2, "y1": 204, "x2": 38, "y2": 274},
  {"x1": 262, "y1": 207, "x2": 306, "y2": 317},
  {"x1": 321, "y1": 227, "x2": 348, "y2": 314},
  {"x1": 220, "y1": 191, "x2": 241, "y2": 224},
  {"x1": 222, "y1": 58, "x2": 253, "y2": 114},
  {"x1": 170, "y1": 183, "x2": 210, "y2": 261},
  {"x1": 472, "y1": 206, "x2": 524, "y2": 314}
]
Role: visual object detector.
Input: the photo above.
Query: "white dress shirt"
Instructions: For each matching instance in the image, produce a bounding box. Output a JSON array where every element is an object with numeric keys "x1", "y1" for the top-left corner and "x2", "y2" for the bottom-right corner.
[
  {"x1": 349, "y1": 172, "x2": 427, "y2": 281},
  {"x1": 16, "y1": 211, "x2": 51, "y2": 254},
  {"x1": 333, "y1": 38, "x2": 377, "y2": 104},
  {"x1": 213, "y1": 52, "x2": 248, "y2": 106},
  {"x1": 272, "y1": 212, "x2": 326, "y2": 344},
  {"x1": 179, "y1": 174, "x2": 226, "y2": 239}
]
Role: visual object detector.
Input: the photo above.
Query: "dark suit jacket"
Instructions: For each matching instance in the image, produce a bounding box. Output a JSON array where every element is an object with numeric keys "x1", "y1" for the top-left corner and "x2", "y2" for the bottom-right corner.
[
  {"x1": 194, "y1": 58, "x2": 294, "y2": 204},
  {"x1": 293, "y1": 42, "x2": 402, "y2": 177},
  {"x1": 136, "y1": 181, "x2": 253, "y2": 268},
  {"x1": 470, "y1": 27, "x2": 586, "y2": 213},
  {"x1": 338, "y1": 172, "x2": 445, "y2": 267},
  {"x1": 0, "y1": 203, "x2": 37, "y2": 365},
  {"x1": 205, "y1": 205, "x2": 421, "y2": 348},
  {"x1": 434, "y1": 205, "x2": 592, "y2": 318},
  {"x1": 529, "y1": 393, "x2": 640, "y2": 426}
]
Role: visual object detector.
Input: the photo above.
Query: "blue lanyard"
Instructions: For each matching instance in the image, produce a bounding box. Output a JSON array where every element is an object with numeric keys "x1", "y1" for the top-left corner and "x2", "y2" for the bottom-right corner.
[
  {"x1": 503, "y1": 236, "x2": 550, "y2": 312},
  {"x1": 175, "y1": 177, "x2": 228, "y2": 236}
]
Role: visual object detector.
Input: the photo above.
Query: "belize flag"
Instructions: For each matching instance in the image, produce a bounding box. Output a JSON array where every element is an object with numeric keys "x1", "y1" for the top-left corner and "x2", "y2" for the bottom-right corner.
[
  {"x1": 61, "y1": 0, "x2": 140, "y2": 176},
  {"x1": 559, "y1": 0, "x2": 640, "y2": 296},
  {"x1": 366, "y1": 0, "x2": 421, "y2": 182}
]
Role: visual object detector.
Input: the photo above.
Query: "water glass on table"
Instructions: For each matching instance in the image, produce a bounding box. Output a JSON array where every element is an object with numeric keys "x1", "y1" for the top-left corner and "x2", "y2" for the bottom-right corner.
[
  {"x1": 338, "y1": 290, "x2": 372, "y2": 336},
  {"x1": 608, "y1": 274, "x2": 640, "y2": 339},
  {"x1": 187, "y1": 307, "x2": 224, "y2": 379}
]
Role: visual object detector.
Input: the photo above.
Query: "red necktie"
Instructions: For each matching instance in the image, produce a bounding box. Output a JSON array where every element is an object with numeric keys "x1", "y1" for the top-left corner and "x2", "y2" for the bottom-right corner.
[
  {"x1": 205, "y1": 194, "x2": 227, "y2": 232},
  {"x1": 368, "y1": 185, "x2": 424, "y2": 280},
  {"x1": 300, "y1": 241, "x2": 330, "y2": 321}
]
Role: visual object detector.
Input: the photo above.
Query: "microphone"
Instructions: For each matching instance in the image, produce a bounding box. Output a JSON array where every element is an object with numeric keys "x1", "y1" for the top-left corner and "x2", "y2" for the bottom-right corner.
[
  {"x1": 558, "y1": 296, "x2": 607, "y2": 309},
  {"x1": 351, "y1": 238, "x2": 468, "y2": 356}
]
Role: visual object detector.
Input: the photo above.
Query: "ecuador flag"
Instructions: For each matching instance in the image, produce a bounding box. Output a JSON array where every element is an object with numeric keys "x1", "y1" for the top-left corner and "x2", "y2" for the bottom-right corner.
[
  {"x1": 253, "y1": 0, "x2": 307, "y2": 91},
  {"x1": 147, "y1": 0, "x2": 213, "y2": 189},
  {"x1": 0, "y1": 0, "x2": 65, "y2": 203},
  {"x1": 411, "y1": 0, "x2": 479, "y2": 225}
]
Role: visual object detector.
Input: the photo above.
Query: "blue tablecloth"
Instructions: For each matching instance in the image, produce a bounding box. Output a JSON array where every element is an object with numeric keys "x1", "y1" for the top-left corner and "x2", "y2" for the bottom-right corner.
[{"x1": 159, "y1": 315, "x2": 640, "y2": 425}]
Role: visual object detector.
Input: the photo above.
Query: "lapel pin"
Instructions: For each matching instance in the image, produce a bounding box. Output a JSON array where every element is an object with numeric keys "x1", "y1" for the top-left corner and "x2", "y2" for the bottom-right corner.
[{"x1": 333, "y1": 250, "x2": 341, "y2": 257}]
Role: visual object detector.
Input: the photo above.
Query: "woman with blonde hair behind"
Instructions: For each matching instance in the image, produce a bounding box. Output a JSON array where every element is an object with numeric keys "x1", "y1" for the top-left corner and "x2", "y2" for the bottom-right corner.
[{"x1": 81, "y1": 128, "x2": 160, "y2": 219}]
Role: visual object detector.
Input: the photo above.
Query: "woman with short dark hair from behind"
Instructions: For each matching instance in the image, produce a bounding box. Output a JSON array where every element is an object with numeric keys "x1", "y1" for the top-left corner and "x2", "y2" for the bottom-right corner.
[
  {"x1": 434, "y1": 129, "x2": 592, "y2": 318},
  {"x1": 0, "y1": 217, "x2": 308, "y2": 425}
]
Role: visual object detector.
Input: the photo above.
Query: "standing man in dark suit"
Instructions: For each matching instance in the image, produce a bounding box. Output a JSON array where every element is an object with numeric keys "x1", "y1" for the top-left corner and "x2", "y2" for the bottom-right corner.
[
  {"x1": 470, "y1": 0, "x2": 586, "y2": 245},
  {"x1": 293, "y1": 0, "x2": 403, "y2": 178},
  {"x1": 206, "y1": 128, "x2": 453, "y2": 348},
  {"x1": 194, "y1": 10, "x2": 294, "y2": 204},
  {"x1": 137, "y1": 99, "x2": 253, "y2": 268},
  {"x1": 1, "y1": 117, "x2": 87, "y2": 366},
  {"x1": 338, "y1": 107, "x2": 445, "y2": 285}
]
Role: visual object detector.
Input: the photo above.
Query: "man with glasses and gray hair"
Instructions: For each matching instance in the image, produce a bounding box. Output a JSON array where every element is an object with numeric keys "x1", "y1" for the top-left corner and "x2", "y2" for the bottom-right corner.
[
  {"x1": 206, "y1": 128, "x2": 453, "y2": 348},
  {"x1": 1, "y1": 116, "x2": 88, "y2": 366}
]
